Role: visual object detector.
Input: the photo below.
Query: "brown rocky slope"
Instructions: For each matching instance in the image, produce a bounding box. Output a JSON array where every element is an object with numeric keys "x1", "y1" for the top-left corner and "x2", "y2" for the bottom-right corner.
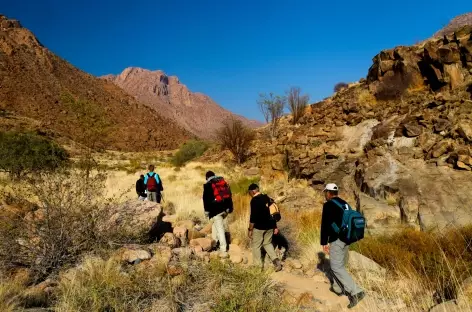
[
  {"x1": 245, "y1": 25, "x2": 472, "y2": 232},
  {"x1": 433, "y1": 12, "x2": 472, "y2": 38},
  {"x1": 102, "y1": 67, "x2": 263, "y2": 139},
  {"x1": 0, "y1": 15, "x2": 191, "y2": 151}
]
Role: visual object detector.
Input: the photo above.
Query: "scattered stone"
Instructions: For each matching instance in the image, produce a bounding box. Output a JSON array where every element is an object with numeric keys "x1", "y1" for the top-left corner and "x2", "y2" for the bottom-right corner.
[
  {"x1": 230, "y1": 254, "x2": 243, "y2": 264},
  {"x1": 173, "y1": 226, "x2": 188, "y2": 245},
  {"x1": 192, "y1": 245, "x2": 203, "y2": 253},
  {"x1": 348, "y1": 251, "x2": 386, "y2": 281},
  {"x1": 189, "y1": 237, "x2": 215, "y2": 252},
  {"x1": 159, "y1": 232, "x2": 181, "y2": 249},
  {"x1": 172, "y1": 247, "x2": 193, "y2": 259},
  {"x1": 403, "y1": 122, "x2": 422, "y2": 137},
  {"x1": 167, "y1": 264, "x2": 184, "y2": 277},
  {"x1": 209, "y1": 251, "x2": 220, "y2": 260},
  {"x1": 457, "y1": 161, "x2": 472, "y2": 171},
  {"x1": 200, "y1": 223, "x2": 213, "y2": 235},
  {"x1": 120, "y1": 247, "x2": 152, "y2": 264},
  {"x1": 432, "y1": 141, "x2": 451, "y2": 158},
  {"x1": 175, "y1": 220, "x2": 195, "y2": 231},
  {"x1": 429, "y1": 300, "x2": 462, "y2": 312}
]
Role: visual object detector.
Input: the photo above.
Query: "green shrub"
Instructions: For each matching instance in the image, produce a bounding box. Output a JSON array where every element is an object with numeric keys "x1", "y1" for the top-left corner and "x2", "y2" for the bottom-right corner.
[
  {"x1": 0, "y1": 131, "x2": 69, "y2": 178},
  {"x1": 171, "y1": 140, "x2": 210, "y2": 167},
  {"x1": 230, "y1": 176, "x2": 260, "y2": 195}
]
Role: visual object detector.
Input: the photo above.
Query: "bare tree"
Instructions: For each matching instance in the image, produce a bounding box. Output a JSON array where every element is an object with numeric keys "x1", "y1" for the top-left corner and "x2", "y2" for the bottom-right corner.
[
  {"x1": 257, "y1": 93, "x2": 286, "y2": 137},
  {"x1": 287, "y1": 87, "x2": 309, "y2": 125},
  {"x1": 216, "y1": 118, "x2": 255, "y2": 164}
]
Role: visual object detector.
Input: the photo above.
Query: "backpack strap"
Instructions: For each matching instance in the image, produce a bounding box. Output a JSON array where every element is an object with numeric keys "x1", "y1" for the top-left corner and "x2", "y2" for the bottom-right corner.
[
  {"x1": 330, "y1": 198, "x2": 350, "y2": 234},
  {"x1": 330, "y1": 198, "x2": 351, "y2": 211}
]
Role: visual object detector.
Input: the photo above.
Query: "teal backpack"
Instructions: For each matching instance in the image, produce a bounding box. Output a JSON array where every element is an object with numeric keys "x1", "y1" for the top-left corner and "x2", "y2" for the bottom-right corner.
[{"x1": 330, "y1": 198, "x2": 366, "y2": 244}]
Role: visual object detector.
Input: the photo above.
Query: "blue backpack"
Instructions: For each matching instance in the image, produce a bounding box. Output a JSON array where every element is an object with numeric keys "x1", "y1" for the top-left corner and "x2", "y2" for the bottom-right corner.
[{"x1": 330, "y1": 198, "x2": 366, "y2": 244}]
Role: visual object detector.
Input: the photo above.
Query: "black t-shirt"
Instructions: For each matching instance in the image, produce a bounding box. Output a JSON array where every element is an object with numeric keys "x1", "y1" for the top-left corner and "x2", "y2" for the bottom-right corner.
[
  {"x1": 250, "y1": 194, "x2": 277, "y2": 230},
  {"x1": 320, "y1": 197, "x2": 348, "y2": 245}
]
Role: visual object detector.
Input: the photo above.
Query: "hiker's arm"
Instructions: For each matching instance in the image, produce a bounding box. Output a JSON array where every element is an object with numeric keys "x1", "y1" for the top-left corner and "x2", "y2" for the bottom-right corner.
[
  {"x1": 202, "y1": 184, "x2": 212, "y2": 212},
  {"x1": 143, "y1": 175, "x2": 148, "y2": 188},
  {"x1": 159, "y1": 179, "x2": 164, "y2": 191},
  {"x1": 320, "y1": 202, "x2": 329, "y2": 246}
]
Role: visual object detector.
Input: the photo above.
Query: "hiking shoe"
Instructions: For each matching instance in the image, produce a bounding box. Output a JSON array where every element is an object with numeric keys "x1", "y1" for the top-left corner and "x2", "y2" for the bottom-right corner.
[
  {"x1": 347, "y1": 291, "x2": 365, "y2": 309},
  {"x1": 273, "y1": 259, "x2": 282, "y2": 272}
]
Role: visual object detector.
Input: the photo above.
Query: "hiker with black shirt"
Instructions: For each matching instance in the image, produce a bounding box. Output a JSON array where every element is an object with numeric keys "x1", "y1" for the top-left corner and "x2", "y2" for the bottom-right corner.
[
  {"x1": 144, "y1": 165, "x2": 163, "y2": 203},
  {"x1": 136, "y1": 174, "x2": 147, "y2": 200},
  {"x1": 203, "y1": 171, "x2": 233, "y2": 258},
  {"x1": 247, "y1": 184, "x2": 282, "y2": 272},
  {"x1": 320, "y1": 183, "x2": 365, "y2": 309}
]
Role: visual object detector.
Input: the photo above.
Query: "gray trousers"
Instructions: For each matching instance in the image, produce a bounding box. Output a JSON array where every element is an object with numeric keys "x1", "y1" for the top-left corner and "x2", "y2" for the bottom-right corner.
[
  {"x1": 148, "y1": 192, "x2": 161, "y2": 203},
  {"x1": 211, "y1": 212, "x2": 228, "y2": 252},
  {"x1": 330, "y1": 239, "x2": 363, "y2": 296},
  {"x1": 252, "y1": 229, "x2": 278, "y2": 267}
]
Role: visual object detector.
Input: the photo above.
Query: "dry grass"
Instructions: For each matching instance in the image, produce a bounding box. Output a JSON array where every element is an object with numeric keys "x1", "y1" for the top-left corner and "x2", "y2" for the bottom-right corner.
[
  {"x1": 0, "y1": 277, "x2": 25, "y2": 312},
  {"x1": 54, "y1": 255, "x2": 293, "y2": 312},
  {"x1": 357, "y1": 89, "x2": 377, "y2": 107},
  {"x1": 385, "y1": 193, "x2": 398, "y2": 206}
]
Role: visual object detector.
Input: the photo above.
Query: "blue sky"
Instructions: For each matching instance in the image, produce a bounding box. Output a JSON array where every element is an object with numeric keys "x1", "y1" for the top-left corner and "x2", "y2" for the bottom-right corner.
[{"x1": 2, "y1": 1, "x2": 470, "y2": 121}]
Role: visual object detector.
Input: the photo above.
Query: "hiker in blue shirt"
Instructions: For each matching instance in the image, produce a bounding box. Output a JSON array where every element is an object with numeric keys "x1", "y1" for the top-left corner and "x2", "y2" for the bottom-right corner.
[{"x1": 144, "y1": 164, "x2": 163, "y2": 203}]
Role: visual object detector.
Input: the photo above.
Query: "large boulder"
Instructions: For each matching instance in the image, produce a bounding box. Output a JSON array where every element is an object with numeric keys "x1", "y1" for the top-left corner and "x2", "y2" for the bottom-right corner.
[
  {"x1": 107, "y1": 200, "x2": 163, "y2": 237},
  {"x1": 348, "y1": 251, "x2": 386, "y2": 282}
]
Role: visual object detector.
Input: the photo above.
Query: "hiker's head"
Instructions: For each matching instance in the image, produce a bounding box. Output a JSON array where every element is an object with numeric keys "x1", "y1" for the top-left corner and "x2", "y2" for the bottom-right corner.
[
  {"x1": 140, "y1": 174, "x2": 145, "y2": 180},
  {"x1": 323, "y1": 183, "x2": 339, "y2": 200},
  {"x1": 148, "y1": 164, "x2": 155, "y2": 172},
  {"x1": 205, "y1": 171, "x2": 215, "y2": 180},
  {"x1": 248, "y1": 183, "x2": 259, "y2": 197}
]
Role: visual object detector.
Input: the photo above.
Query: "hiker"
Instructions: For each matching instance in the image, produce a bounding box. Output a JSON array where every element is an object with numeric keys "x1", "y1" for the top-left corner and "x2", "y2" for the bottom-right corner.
[
  {"x1": 144, "y1": 165, "x2": 163, "y2": 203},
  {"x1": 320, "y1": 183, "x2": 365, "y2": 309},
  {"x1": 203, "y1": 171, "x2": 233, "y2": 258},
  {"x1": 247, "y1": 184, "x2": 282, "y2": 272},
  {"x1": 136, "y1": 174, "x2": 147, "y2": 200}
]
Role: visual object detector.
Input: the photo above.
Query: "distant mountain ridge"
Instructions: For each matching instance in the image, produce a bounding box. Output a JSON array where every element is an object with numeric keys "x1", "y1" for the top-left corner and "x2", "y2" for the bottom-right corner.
[
  {"x1": 102, "y1": 67, "x2": 263, "y2": 139},
  {"x1": 0, "y1": 14, "x2": 191, "y2": 151}
]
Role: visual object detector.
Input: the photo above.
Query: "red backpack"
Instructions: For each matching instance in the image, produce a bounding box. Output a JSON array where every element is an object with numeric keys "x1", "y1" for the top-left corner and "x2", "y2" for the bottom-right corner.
[
  {"x1": 146, "y1": 173, "x2": 160, "y2": 192},
  {"x1": 211, "y1": 178, "x2": 232, "y2": 203}
]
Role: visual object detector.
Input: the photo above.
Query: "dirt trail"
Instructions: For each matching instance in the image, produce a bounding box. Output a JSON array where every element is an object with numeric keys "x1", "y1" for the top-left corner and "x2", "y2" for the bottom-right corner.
[{"x1": 271, "y1": 271, "x2": 401, "y2": 312}]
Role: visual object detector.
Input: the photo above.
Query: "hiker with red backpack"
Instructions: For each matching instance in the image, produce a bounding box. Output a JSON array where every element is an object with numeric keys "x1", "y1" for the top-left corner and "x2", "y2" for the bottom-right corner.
[
  {"x1": 203, "y1": 171, "x2": 233, "y2": 258},
  {"x1": 144, "y1": 165, "x2": 164, "y2": 203},
  {"x1": 320, "y1": 183, "x2": 365, "y2": 309}
]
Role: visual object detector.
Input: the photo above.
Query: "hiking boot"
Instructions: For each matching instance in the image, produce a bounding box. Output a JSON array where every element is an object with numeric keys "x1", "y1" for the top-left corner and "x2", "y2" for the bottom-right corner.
[
  {"x1": 273, "y1": 259, "x2": 282, "y2": 272},
  {"x1": 347, "y1": 291, "x2": 365, "y2": 309}
]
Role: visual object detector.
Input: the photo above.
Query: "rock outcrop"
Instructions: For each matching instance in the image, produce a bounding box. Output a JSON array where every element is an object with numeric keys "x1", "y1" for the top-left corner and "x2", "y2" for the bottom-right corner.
[
  {"x1": 102, "y1": 68, "x2": 263, "y2": 139},
  {"x1": 247, "y1": 26, "x2": 472, "y2": 232},
  {"x1": 0, "y1": 15, "x2": 191, "y2": 151}
]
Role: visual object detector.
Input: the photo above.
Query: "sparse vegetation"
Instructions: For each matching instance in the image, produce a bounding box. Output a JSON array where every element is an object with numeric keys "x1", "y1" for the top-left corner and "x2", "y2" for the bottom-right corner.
[
  {"x1": 257, "y1": 93, "x2": 286, "y2": 137},
  {"x1": 287, "y1": 87, "x2": 309, "y2": 125},
  {"x1": 171, "y1": 140, "x2": 210, "y2": 167},
  {"x1": 230, "y1": 176, "x2": 260, "y2": 195},
  {"x1": 0, "y1": 131, "x2": 69, "y2": 178},
  {"x1": 357, "y1": 89, "x2": 377, "y2": 106},
  {"x1": 0, "y1": 170, "x2": 126, "y2": 281},
  {"x1": 334, "y1": 82, "x2": 349, "y2": 92},
  {"x1": 54, "y1": 256, "x2": 290, "y2": 312},
  {"x1": 216, "y1": 118, "x2": 255, "y2": 164},
  {"x1": 352, "y1": 226, "x2": 472, "y2": 302},
  {"x1": 385, "y1": 193, "x2": 398, "y2": 206}
]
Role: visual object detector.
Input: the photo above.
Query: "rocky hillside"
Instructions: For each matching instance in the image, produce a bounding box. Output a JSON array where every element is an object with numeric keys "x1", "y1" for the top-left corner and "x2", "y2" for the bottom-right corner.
[
  {"x1": 102, "y1": 67, "x2": 262, "y2": 139},
  {"x1": 0, "y1": 15, "x2": 191, "y2": 151},
  {"x1": 247, "y1": 25, "x2": 472, "y2": 232},
  {"x1": 433, "y1": 12, "x2": 472, "y2": 38}
]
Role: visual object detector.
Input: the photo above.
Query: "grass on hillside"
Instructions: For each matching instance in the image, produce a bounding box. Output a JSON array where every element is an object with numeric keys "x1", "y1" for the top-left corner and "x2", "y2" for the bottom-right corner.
[{"x1": 54, "y1": 256, "x2": 293, "y2": 312}]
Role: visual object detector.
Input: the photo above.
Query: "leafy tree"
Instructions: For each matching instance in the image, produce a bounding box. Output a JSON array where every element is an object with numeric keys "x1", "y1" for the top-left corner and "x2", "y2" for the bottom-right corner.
[
  {"x1": 287, "y1": 86, "x2": 309, "y2": 124},
  {"x1": 216, "y1": 118, "x2": 255, "y2": 164},
  {"x1": 0, "y1": 131, "x2": 69, "y2": 178},
  {"x1": 257, "y1": 93, "x2": 286, "y2": 137}
]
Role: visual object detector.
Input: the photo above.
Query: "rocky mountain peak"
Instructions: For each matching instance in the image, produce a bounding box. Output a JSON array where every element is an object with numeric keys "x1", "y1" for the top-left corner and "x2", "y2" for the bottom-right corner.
[{"x1": 103, "y1": 67, "x2": 262, "y2": 139}]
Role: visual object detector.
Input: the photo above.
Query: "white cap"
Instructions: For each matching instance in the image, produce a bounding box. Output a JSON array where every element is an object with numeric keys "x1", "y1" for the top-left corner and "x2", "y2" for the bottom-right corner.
[{"x1": 323, "y1": 183, "x2": 339, "y2": 192}]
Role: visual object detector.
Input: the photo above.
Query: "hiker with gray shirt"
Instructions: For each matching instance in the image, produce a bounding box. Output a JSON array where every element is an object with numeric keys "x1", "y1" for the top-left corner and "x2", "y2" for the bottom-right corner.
[{"x1": 320, "y1": 183, "x2": 365, "y2": 309}]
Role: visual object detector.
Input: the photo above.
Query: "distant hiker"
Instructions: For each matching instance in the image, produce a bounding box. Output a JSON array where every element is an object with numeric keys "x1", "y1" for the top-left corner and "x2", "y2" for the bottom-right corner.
[
  {"x1": 144, "y1": 165, "x2": 163, "y2": 203},
  {"x1": 320, "y1": 183, "x2": 365, "y2": 309},
  {"x1": 203, "y1": 170, "x2": 233, "y2": 258},
  {"x1": 247, "y1": 184, "x2": 282, "y2": 272},
  {"x1": 136, "y1": 174, "x2": 147, "y2": 200}
]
